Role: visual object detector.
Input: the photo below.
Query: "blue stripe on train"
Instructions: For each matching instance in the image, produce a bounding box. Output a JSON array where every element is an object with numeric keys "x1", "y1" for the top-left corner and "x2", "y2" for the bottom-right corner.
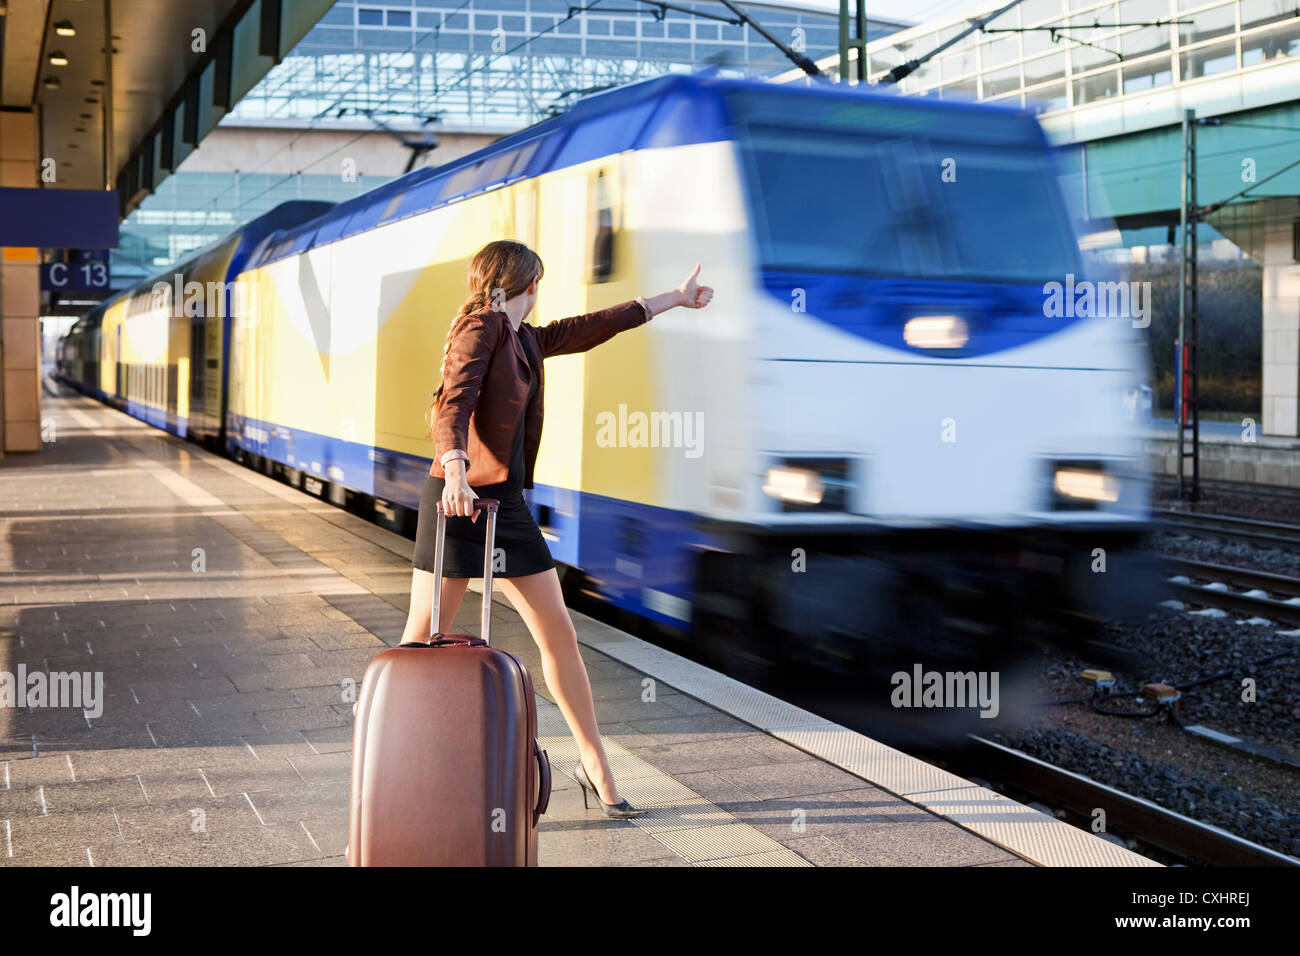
[
  {"x1": 123, "y1": 398, "x2": 188, "y2": 437},
  {"x1": 226, "y1": 412, "x2": 709, "y2": 627},
  {"x1": 760, "y1": 271, "x2": 1088, "y2": 359}
]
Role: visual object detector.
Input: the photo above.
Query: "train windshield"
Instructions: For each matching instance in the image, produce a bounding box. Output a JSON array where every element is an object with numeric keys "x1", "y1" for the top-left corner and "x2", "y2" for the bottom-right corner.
[{"x1": 727, "y1": 89, "x2": 1081, "y2": 284}]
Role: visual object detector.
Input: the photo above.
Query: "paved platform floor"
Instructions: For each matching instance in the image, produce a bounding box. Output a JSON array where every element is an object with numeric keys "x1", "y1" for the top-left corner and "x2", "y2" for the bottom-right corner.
[{"x1": 0, "y1": 389, "x2": 1033, "y2": 867}]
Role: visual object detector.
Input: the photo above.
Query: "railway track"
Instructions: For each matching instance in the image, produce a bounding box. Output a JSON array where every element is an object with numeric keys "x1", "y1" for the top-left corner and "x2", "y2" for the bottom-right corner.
[
  {"x1": 1159, "y1": 556, "x2": 1300, "y2": 627},
  {"x1": 956, "y1": 736, "x2": 1299, "y2": 867},
  {"x1": 1154, "y1": 474, "x2": 1300, "y2": 505},
  {"x1": 1157, "y1": 509, "x2": 1300, "y2": 550}
]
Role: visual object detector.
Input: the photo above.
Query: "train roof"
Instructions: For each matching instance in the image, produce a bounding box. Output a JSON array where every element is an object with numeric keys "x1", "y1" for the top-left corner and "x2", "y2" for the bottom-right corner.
[
  {"x1": 252, "y1": 69, "x2": 1038, "y2": 269},
  {"x1": 80, "y1": 200, "x2": 334, "y2": 324}
]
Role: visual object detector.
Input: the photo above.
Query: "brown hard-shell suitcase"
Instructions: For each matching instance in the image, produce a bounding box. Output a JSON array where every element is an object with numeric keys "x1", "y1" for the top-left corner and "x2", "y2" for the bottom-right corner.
[{"x1": 348, "y1": 498, "x2": 552, "y2": 866}]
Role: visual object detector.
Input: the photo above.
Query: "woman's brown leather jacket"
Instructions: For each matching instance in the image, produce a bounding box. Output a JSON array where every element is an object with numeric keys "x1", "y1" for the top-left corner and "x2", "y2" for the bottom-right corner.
[{"x1": 429, "y1": 298, "x2": 652, "y2": 488}]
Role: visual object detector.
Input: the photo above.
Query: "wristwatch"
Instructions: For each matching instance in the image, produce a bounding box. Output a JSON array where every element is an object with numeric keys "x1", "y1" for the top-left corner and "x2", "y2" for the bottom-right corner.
[
  {"x1": 440, "y1": 449, "x2": 470, "y2": 468},
  {"x1": 634, "y1": 295, "x2": 653, "y2": 321}
]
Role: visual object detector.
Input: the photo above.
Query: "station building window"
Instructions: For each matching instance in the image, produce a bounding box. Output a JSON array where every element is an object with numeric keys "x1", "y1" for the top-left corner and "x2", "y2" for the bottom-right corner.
[
  {"x1": 1025, "y1": 81, "x2": 1068, "y2": 113},
  {"x1": 983, "y1": 65, "x2": 1021, "y2": 96},
  {"x1": 358, "y1": 8, "x2": 383, "y2": 26},
  {"x1": 1119, "y1": 0, "x2": 1168, "y2": 25},
  {"x1": 1178, "y1": 2, "x2": 1236, "y2": 44},
  {"x1": 941, "y1": 43, "x2": 977, "y2": 76},
  {"x1": 1023, "y1": 51, "x2": 1066, "y2": 85},
  {"x1": 1180, "y1": 39, "x2": 1237, "y2": 78},
  {"x1": 1122, "y1": 23, "x2": 1171, "y2": 59},
  {"x1": 1123, "y1": 55, "x2": 1173, "y2": 89},
  {"x1": 1242, "y1": 0, "x2": 1300, "y2": 30},
  {"x1": 1071, "y1": 37, "x2": 1120, "y2": 72},
  {"x1": 1020, "y1": 0, "x2": 1068, "y2": 25},
  {"x1": 941, "y1": 76, "x2": 979, "y2": 99},
  {"x1": 1242, "y1": 20, "x2": 1300, "y2": 64},
  {"x1": 978, "y1": 35, "x2": 1016, "y2": 72},
  {"x1": 1021, "y1": 25, "x2": 1055, "y2": 58},
  {"x1": 1073, "y1": 68, "x2": 1119, "y2": 103}
]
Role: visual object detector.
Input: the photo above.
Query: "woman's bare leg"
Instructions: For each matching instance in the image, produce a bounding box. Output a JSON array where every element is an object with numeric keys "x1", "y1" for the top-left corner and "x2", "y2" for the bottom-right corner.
[
  {"x1": 354, "y1": 570, "x2": 473, "y2": 717},
  {"x1": 497, "y1": 569, "x2": 623, "y2": 805},
  {"x1": 399, "y1": 569, "x2": 471, "y2": 644}
]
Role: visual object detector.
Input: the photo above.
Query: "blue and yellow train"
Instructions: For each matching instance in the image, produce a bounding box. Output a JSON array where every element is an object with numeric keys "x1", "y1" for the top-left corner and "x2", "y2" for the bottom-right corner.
[{"x1": 59, "y1": 70, "x2": 1154, "y2": 676}]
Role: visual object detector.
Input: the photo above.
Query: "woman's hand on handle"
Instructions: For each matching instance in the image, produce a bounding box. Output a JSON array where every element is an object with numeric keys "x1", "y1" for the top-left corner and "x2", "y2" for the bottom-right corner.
[
  {"x1": 441, "y1": 459, "x2": 481, "y2": 523},
  {"x1": 677, "y1": 263, "x2": 713, "y2": 310}
]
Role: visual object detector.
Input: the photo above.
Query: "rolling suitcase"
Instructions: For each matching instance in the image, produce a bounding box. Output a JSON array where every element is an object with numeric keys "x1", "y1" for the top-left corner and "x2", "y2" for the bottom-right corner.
[{"x1": 348, "y1": 497, "x2": 552, "y2": 866}]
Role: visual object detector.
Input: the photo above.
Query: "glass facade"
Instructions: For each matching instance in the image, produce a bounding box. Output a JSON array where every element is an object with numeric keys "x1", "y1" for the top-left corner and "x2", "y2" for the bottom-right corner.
[
  {"x1": 850, "y1": 1, "x2": 1300, "y2": 119},
  {"x1": 114, "y1": 0, "x2": 905, "y2": 285},
  {"x1": 114, "y1": 172, "x2": 390, "y2": 284},
  {"x1": 227, "y1": 0, "x2": 900, "y2": 129}
]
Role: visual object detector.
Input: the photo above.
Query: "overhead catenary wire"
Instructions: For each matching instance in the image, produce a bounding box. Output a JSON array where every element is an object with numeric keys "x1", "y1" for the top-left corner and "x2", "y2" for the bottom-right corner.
[{"x1": 197, "y1": 0, "x2": 498, "y2": 221}]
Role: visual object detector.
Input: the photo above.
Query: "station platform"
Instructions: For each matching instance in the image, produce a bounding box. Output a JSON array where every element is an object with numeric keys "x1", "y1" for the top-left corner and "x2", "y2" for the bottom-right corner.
[
  {"x1": 0, "y1": 387, "x2": 1154, "y2": 867},
  {"x1": 1144, "y1": 423, "x2": 1300, "y2": 488}
]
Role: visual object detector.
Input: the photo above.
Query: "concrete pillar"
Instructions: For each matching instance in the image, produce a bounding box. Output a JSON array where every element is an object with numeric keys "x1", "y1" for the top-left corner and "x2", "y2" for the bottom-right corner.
[
  {"x1": 1261, "y1": 202, "x2": 1300, "y2": 437},
  {"x1": 0, "y1": 109, "x2": 43, "y2": 454},
  {"x1": 1213, "y1": 198, "x2": 1300, "y2": 438}
]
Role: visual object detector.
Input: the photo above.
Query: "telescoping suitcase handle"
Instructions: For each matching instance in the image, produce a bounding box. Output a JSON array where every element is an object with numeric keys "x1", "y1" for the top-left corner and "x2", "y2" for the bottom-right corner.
[{"x1": 431, "y1": 498, "x2": 499, "y2": 644}]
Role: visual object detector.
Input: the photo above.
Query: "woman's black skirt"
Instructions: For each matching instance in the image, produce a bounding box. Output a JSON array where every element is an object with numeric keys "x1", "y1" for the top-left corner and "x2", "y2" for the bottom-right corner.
[{"x1": 412, "y1": 474, "x2": 555, "y2": 579}]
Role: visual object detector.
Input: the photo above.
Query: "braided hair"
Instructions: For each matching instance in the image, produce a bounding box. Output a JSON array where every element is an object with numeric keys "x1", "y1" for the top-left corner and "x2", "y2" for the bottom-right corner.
[{"x1": 425, "y1": 240, "x2": 544, "y2": 440}]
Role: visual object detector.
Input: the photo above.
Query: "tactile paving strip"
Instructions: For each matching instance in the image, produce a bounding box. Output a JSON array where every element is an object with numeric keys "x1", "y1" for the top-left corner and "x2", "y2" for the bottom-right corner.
[
  {"x1": 567, "y1": 610, "x2": 1160, "y2": 868},
  {"x1": 537, "y1": 698, "x2": 811, "y2": 866}
]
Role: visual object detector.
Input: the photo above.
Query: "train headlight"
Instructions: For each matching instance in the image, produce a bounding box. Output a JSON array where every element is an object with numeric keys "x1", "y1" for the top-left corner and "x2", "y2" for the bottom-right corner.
[
  {"x1": 904, "y1": 315, "x2": 969, "y2": 350},
  {"x1": 762, "y1": 459, "x2": 852, "y2": 511},
  {"x1": 763, "y1": 466, "x2": 824, "y2": 505},
  {"x1": 1053, "y1": 466, "x2": 1120, "y2": 504}
]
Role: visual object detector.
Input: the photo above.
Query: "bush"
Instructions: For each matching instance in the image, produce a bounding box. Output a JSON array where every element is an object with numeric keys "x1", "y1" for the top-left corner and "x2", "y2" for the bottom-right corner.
[{"x1": 1136, "y1": 259, "x2": 1261, "y2": 415}]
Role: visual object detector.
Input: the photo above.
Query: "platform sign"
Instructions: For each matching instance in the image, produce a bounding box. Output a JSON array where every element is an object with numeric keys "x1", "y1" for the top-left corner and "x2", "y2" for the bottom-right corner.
[
  {"x1": 41, "y1": 259, "x2": 110, "y2": 293},
  {"x1": 0, "y1": 187, "x2": 118, "y2": 248}
]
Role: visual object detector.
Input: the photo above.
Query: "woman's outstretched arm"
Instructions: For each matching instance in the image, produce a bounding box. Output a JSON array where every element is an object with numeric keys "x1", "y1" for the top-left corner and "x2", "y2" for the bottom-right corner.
[{"x1": 534, "y1": 264, "x2": 713, "y2": 358}]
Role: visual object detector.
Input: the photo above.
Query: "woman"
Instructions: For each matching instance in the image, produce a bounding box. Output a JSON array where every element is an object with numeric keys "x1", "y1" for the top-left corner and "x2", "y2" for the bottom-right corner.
[{"x1": 405, "y1": 240, "x2": 713, "y2": 818}]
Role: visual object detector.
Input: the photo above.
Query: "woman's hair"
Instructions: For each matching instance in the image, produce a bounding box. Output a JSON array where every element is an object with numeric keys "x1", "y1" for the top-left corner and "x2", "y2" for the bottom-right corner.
[{"x1": 426, "y1": 240, "x2": 544, "y2": 440}]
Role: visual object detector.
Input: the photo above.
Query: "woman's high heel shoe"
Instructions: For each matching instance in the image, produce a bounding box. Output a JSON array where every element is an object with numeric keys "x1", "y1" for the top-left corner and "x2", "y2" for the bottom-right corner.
[{"x1": 575, "y1": 763, "x2": 644, "y2": 819}]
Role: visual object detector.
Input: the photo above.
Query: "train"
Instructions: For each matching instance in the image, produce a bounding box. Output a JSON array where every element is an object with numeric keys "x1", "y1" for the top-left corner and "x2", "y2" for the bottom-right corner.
[{"x1": 58, "y1": 70, "x2": 1155, "y2": 684}]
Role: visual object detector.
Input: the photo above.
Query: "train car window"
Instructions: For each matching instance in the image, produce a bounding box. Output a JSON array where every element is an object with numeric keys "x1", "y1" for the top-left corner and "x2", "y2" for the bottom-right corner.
[
  {"x1": 588, "y1": 168, "x2": 618, "y2": 284},
  {"x1": 734, "y1": 119, "x2": 1078, "y2": 284},
  {"x1": 484, "y1": 150, "x2": 517, "y2": 185},
  {"x1": 441, "y1": 159, "x2": 488, "y2": 199},
  {"x1": 505, "y1": 139, "x2": 542, "y2": 179},
  {"x1": 391, "y1": 176, "x2": 444, "y2": 221}
]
